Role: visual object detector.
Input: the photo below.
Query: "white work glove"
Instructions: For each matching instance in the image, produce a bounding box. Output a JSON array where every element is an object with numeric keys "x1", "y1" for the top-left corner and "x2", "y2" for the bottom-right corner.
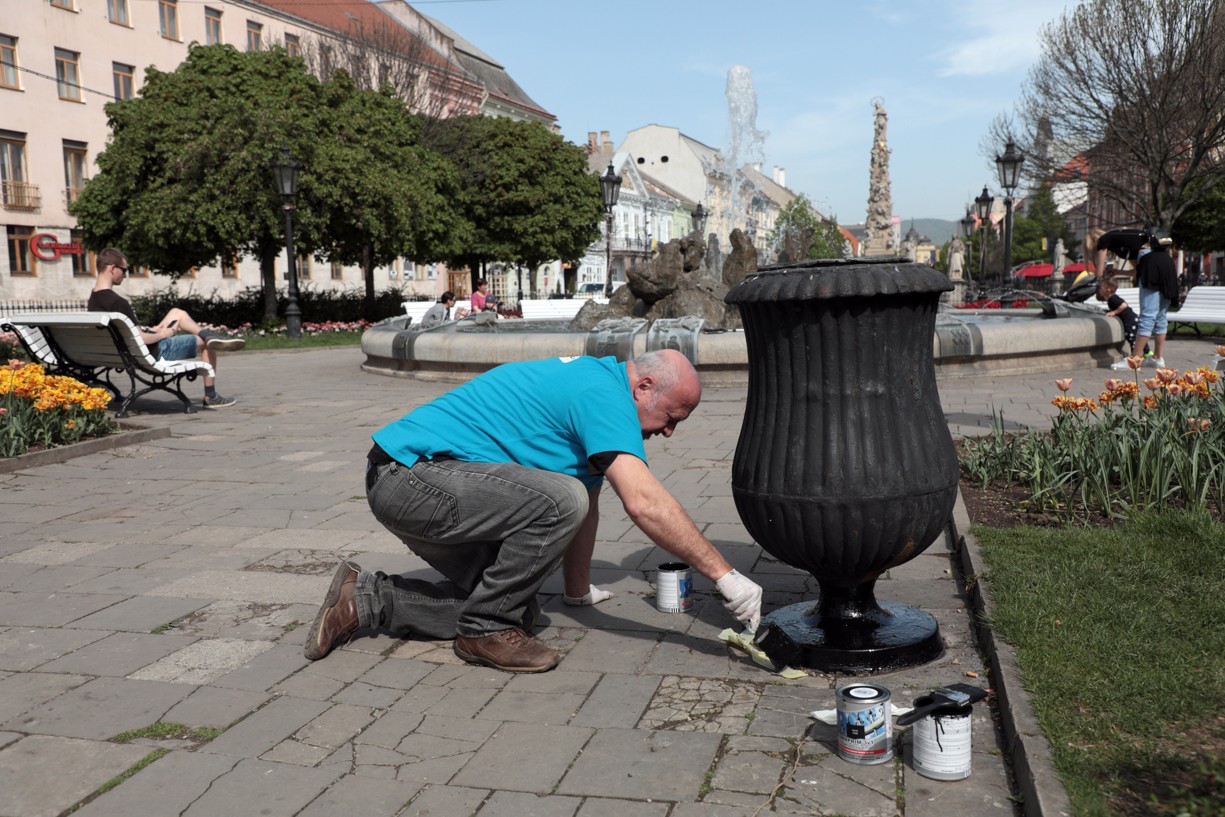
[
  {"x1": 563, "y1": 584, "x2": 614, "y2": 606},
  {"x1": 715, "y1": 569, "x2": 762, "y2": 632}
]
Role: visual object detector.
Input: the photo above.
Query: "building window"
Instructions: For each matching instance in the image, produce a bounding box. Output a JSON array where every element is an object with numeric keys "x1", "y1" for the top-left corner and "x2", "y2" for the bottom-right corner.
[
  {"x1": 284, "y1": 33, "x2": 300, "y2": 57},
  {"x1": 70, "y1": 230, "x2": 95, "y2": 277},
  {"x1": 204, "y1": 7, "x2": 222, "y2": 45},
  {"x1": 50, "y1": 0, "x2": 75, "y2": 10},
  {"x1": 7, "y1": 226, "x2": 36, "y2": 275},
  {"x1": 246, "y1": 21, "x2": 263, "y2": 52},
  {"x1": 0, "y1": 35, "x2": 19, "y2": 90},
  {"x1": 63, "y1": 141, "x2": 87, "y2": 204},
  {"x1": 159, "y1": 0, "x2": 179, "y2": 40},
  {"x1": 107, "y1": 0, "x2": 130, "y2": 26},
  {"x1": 297, "y1": 254, "x2": 311, "y2": 280},
  {"x1": 112, "y1": 62, "x2": 135, "y2": 100},
  {"x1": 330, "y1": 260, "x2": 343, "y2": 280},
  {"x1": 1, "y1": 132, "x2": 39, "y2": 212},
  {"x1": 55, "y1": 48, "x2": 81, "y2": 101},
  {"x1": 221, "y1": 250, "x2": 238, "y2": 278}
]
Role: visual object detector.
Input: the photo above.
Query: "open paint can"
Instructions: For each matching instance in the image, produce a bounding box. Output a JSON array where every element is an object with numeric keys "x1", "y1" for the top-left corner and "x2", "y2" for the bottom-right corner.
[
  {"x1": 911, "y1": 694, "x2": 973, "y2": 780},
  {"x1": 655, "y1": 562, "x2": 693, "y2": 612},
  {"x1": 836, "y1": 684, "x2": 893, "y2": 764}
]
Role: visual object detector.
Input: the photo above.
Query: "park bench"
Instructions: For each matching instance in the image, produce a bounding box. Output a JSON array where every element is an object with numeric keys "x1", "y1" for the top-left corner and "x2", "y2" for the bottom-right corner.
[
  {"x1": 1168, "y1": 286, "x2": 1225, "y2": 335},
  {"x1": 519, "y1": 298, "x2": 605, "y2": 321},
  {"x1": 0, "y1": 312, "x2": 214, "y2": 418}
]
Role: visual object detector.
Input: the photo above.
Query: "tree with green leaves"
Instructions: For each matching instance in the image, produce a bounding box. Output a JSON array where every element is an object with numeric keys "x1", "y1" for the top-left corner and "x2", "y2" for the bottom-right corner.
[
  {"x1": 1009, "y1": 186, "x2": 1076, "y2": 267},
  {"x1": 71, "y1": 45, "x2": 328, "y2": 319},
  {"x1": 768, "y1": 194, "x2": 847, "y2": 261},
  {"x1": 306, "y1": 75, "x2": 465, "y2": 312},
  {"x1": 1172, "y1": 181, "x2": 1225, "y2": 252},
  {"x1": 423, "y1": 116, "x2": 602, "y2": 291}
]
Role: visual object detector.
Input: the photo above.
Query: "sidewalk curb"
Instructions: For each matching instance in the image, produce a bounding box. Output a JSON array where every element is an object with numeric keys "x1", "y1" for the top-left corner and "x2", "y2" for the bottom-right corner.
[
  {"x1": 0, "y1": 423, "x2": 170, "y2": 475},
  {"x1": 952, "y1": 493, "x2": 1073, "y2": 817}
]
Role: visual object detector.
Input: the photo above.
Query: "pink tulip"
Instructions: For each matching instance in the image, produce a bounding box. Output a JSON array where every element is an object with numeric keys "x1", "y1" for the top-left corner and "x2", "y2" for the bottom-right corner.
[
  {"x1": 1104, "y1": 378, "x2": 1123, "y2": 391},
  {"x1": 1055, "y1": 378, "x2": 1073, "y2": 392}
]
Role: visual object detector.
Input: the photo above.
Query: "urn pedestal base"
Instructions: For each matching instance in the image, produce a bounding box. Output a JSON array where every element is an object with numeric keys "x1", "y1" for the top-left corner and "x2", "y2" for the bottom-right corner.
[{"x1": 754, "y1": 600, "x2": 943, "y2": 674}]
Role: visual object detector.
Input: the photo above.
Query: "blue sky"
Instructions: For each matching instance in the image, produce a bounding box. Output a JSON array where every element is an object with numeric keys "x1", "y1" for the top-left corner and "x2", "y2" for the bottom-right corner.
[{"x1": 419, "y1": 0, "x2": 1076, "y2": 224}]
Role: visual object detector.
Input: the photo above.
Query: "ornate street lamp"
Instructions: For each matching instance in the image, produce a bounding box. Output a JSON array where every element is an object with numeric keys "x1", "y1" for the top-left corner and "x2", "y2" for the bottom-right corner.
[
  {"x1": 960, "y1": 209, "x2": 976, "y2": 287},
  {"x1": 975, "y1": 185, "x2": 993, "y2": 289},
  {"x1": 600, "y1": 162, "x2": 622, "y2": 298},
  {"x1": 272, "y1": 147, "x2": 303, "y2": 340},
  {"x1": 692, "y1": 202, "x2": 707, "y2": 236},
  {"x1": 995, "y1": 140, "x2": 1024, "y2": 289}
]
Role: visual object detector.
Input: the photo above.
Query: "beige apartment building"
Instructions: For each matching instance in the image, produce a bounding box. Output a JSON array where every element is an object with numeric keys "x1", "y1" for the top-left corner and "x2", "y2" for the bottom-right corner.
[{"x1": 1, "y1": 0, "x2": 555, "y2": 306}]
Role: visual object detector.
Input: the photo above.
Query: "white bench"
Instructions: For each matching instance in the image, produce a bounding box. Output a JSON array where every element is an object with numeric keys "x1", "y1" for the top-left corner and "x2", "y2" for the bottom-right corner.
[
  {"x1": 519, "y1": 298, "x2": 606, "y2": 321},
  {"x1": 0, "y1": 312, "x2": 215, "y2": 417},
  {"x1": 1169, "y1": 286, "x2": 1225, "y2": 334}
]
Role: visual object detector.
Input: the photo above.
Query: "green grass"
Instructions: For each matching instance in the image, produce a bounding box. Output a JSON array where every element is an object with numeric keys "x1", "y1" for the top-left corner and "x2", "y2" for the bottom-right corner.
[
  {"x1": 236, "y1": 330, "x2": 364, "y2": 351},
  {"x1": 110, "y1": 721, "x2": 225, "y2": 744},
  {"x1": 975, "y1": 509, "x2": 1225, "y2": 816}
]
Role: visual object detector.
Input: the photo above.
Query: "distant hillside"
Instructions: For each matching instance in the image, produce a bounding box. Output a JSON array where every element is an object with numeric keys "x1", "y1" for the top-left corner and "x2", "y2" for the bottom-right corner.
[{"x1": 910, "y1": 218, "x2": 957, "y2": 246}]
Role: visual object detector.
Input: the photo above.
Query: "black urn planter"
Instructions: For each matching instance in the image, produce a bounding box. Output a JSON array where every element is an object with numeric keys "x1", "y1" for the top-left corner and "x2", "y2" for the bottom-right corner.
[{"x1": 725, "y1": 258, "x2": 959, "y2": 673}]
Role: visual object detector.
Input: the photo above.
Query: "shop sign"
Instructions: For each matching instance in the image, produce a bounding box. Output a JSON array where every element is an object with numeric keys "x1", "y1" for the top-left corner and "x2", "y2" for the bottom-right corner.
[{"x1": 30, "y1": 233, "x2": 86, "y2": 262}]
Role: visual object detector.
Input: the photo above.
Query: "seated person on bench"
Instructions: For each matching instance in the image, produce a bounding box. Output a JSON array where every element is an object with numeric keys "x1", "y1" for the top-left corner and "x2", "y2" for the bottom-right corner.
[{"x1": 88, "y1": 247, "x2": 245, "y2": 409}]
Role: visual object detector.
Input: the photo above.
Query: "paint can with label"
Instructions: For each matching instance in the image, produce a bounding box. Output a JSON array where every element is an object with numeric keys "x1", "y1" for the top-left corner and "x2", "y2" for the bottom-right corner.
[
  {"x1": 836, "y1": 684, "x2": 893, "y2": 764},
  {"x1": 655, "y1": 562, "x2": 693, "y2": 612},
  {"x1": 910, "y1": 694, "x2": 973, "y2": 780}
]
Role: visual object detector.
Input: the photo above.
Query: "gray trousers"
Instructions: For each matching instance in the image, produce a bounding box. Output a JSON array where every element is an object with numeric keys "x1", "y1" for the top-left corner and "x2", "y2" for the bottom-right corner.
[{"x1": 358, "y1": 458, "x2": 589, "y2": 638}]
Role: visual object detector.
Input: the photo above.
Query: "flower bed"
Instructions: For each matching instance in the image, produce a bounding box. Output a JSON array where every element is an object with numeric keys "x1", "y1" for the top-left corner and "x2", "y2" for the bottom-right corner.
[
  {"x1": 0, "y1": 361, "x2": 117, "y2": 458},
  {"x1": 961, "y1": 350, "x2": 1225, "y2": 521}
]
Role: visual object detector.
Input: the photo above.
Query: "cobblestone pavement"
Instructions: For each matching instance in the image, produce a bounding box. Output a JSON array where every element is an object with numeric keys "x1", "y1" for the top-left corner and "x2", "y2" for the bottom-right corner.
[{"x1": 1, "y1": 336, "x2": 1219, "y2": 817}]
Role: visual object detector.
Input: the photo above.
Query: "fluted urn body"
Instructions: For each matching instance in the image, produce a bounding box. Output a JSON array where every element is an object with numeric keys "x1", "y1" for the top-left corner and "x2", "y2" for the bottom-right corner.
[{"x1": 725, "y1": 258, "x2": 959, "y2": 672}]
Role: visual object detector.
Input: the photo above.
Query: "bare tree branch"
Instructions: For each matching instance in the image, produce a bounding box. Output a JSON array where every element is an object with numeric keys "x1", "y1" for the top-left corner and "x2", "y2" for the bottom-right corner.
[{"x1": 1003, "y1": 0, "x2": 1225, "y2": 229}]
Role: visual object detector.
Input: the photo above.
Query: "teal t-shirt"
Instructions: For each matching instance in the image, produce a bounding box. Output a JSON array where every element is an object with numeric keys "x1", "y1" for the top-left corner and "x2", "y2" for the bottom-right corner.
[{"x1": 372, "y1": 356, "x2": 646, "y2": 490}]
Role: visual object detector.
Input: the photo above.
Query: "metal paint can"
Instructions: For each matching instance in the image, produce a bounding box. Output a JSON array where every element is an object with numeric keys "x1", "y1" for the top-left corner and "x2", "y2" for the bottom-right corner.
[
  {"x1": 655, "y1": 562, "x2": 693, "y2": 612},
  {"x1": 836, "y1": 684, "x2": 893, "y2": 764},
  {"x1": 911, "y1": 695, "x2": 973, "y2": 780}
]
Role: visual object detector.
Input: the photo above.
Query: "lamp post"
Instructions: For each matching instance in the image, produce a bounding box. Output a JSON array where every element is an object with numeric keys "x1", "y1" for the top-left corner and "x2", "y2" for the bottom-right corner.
[
  {"x1": 600, "y1": 162, "x2": 622, "y2": 298},
  {"x1": 960, "y1": 209, "x2": 976, "y2": 288},
  {"x1": 975, "y1": 185, "x2": 993, "y2": 292},
  {"x1": 692, "y1": 202, "x2": 707, "y2": 237},
  {"x1": 995, "y1": 140, "x2": 1024, "y2": 290},
  {"x1": 272, "y1": 148, "x2": 303, "y2": 340}
]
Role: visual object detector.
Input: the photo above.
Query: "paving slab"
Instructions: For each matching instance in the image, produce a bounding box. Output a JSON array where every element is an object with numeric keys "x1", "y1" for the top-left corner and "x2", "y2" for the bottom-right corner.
[
  {"x1": 199, "y1": 694, "x2": 331, "y2": 757},
  {"x1": 129, "y1": 637, "x2": 275, "y2": 685},
  {"x1": 3, "y1": 676, "x2": 194, "y2": 740},
  {"x1": 556, "y1": 727, "x2": 723, "y2": 800},
  {"x1": 0, "y1": 625, "x2": 108, "y2": 671},
  {"x1": 296, "y1": 773, "x2": 424, "y2": 817},
  {"x1": 401, "y1": 784, "x2": 489, "y2": 817},
  {"x1": 451, "y1": 721, "x2": 592, "y2": 792},
  {"x1": 0, "y1": 734, "x2": 151, "y2": 817},
  {"x1": 71, "y1": 749, "x2": 239, "y2": 817},
  {"x1": 39, "y1": 631, "x2": 199, "y2": 676},
  {"x1": 180, "y1": 757, "x2": 341, "y2": 817},
  {"x1": 478, "y1": 790, "x2": 582, "y2": 817},
  {"x1": 63, "y1": 595, "x2": 214, "y2": 633}
]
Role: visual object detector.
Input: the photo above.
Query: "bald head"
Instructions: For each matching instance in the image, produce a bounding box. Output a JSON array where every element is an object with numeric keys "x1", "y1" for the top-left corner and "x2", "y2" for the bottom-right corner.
[{"x1": 628, "y1": 350, "x2": 701, "y2": 439}]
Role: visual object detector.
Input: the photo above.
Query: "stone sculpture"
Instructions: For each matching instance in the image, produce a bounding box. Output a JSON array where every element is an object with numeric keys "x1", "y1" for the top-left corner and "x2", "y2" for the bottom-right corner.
[{"x1": 863, "y1": 100, "x2": 897, "y2": 257}]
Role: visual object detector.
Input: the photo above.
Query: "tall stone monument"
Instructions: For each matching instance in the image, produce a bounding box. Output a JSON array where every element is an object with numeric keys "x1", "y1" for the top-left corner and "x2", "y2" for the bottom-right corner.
[{"x1": 864, "y1": 99, "x2": 896, "y2": 257}]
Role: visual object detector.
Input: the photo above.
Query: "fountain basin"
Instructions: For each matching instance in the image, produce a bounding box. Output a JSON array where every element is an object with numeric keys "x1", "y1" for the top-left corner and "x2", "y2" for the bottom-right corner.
[{"x1": 360, "y1": 309, "x2": 1123, "y2": 384}]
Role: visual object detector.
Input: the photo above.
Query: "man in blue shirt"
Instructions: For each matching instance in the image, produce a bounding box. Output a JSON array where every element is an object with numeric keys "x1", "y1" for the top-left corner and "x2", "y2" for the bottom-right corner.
[{"x1": 304, "y1": 350, "x2": 764, "y2": 673}]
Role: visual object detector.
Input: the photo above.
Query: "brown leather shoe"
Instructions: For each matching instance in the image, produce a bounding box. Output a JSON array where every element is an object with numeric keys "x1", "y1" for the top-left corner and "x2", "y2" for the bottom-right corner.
[
  {"x1": 453, "y1": 627, "x2": 559, "y2": 673},
  {"x1": 304, "y1": 561, "x2": 361, "y2": 660}
]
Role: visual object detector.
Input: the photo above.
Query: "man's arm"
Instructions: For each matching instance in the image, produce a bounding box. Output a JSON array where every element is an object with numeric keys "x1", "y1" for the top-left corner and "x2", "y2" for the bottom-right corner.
[
  {"x1": 603, "y1": 454, "x2": 733, "y2": 581},
  {"x1": 603, "y1": 454, "x2": 761, "y2": 627}
]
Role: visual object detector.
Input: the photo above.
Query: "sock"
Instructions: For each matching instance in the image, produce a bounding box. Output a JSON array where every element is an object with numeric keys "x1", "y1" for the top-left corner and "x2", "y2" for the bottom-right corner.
[
  {"x1": 563, "y1": 585, "x2": 614, "y2": 606},
  {"x1": 198, "y1": 329, "x2": 220, "y2": 341},
  {"x1": 205, "y1": 385, "x2": 218, "y2": 398}
]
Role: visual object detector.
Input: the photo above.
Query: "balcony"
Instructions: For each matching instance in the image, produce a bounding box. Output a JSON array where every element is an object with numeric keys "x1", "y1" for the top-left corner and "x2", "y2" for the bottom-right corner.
[
  {"x1": 2, "y1": 181, "x2": 42, "y2": 212},
  {"x1": 65, "y1": 186, "x2": 83, "y2": 205}
]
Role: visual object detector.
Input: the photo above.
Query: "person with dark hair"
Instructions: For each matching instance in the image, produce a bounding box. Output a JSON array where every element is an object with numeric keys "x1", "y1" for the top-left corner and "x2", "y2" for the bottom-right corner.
[
  {"x1": 470, "y1": 279, "x2": 490, "y2": 313},
  {"x1": 89, "y1": 248, "x2": 244, "y2": 408},
  {"x1": 304, "y1": 350, "x2": 764, "y2": 673},
  {"x1": 1133, "y1": 232, "x2": 1179, "y2": 368},
  {"x1": 420, "y1": 291, "x2": 456, "y2": 326}
]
